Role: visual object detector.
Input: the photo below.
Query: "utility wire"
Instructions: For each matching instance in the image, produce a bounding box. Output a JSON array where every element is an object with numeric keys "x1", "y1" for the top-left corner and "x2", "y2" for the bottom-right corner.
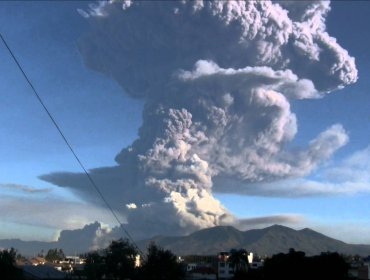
[{"x1": 0, "y1": 33, "x2": 143, "y2": 256}]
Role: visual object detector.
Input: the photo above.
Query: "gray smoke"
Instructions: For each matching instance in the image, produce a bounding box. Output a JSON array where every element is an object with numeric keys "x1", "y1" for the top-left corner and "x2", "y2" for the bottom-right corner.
[{"x1": 42, "y1": 0, "x2": 357, "y2": 240}]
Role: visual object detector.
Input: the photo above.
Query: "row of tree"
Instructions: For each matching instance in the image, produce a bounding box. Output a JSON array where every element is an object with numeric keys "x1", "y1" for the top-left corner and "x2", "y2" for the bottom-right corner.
[
  {"x1": 84, "y1": 242, "x2": 351, "y2": 280},
  {"x1": 44, "y1": 248, "x2": 65, "y2": 262},
  {"x1": 84, "y1": 239, "x2": 184, "y2": 280},
  {"x1": 0, "y1": 241, "x2": 184, "y2": 280},
  {"x1": 0, "y1": 242, "x2": 353, "y2": 280},
  {"x1": 232, "y1": 248, "x2": 350, "y2": 280}
]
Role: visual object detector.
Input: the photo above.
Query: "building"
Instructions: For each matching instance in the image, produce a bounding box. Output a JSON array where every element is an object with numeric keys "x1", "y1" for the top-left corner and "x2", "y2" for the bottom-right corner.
[
  {"x1": 218, "y1": 252, "x2": 234, "y2": 279},
  {"x1": 188, "y1": 266, "x2": 217, "y2": 280},
  {"x1": 63, "y1": 256, "x2": 85, "y2": 265},
  {"x1": 182, "y1": 255, "x2": 219, "y2": 279},
  {"x1": 250, "y1": 259, "x2": 264, "y2": 270},
  {"x1": 29, "y1": 257, "x2": 46, "y2": 266},
  {"x1": 358, "y1": 261, "x2": 370, "y2": 280}
]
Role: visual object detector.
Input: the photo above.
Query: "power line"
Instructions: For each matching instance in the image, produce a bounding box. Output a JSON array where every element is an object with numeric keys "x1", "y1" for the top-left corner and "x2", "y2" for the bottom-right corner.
[{"x1": 0, "y1": 33, "x2": 143, "y2": 255}]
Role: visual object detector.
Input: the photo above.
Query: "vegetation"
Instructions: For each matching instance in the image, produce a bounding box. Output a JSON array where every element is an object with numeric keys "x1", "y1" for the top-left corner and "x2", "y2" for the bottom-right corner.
[
  {"x1": 232, "y1": 248, "x2": 350, "y2": 280},
  {"x1": 83, "y1": 241, "x2": 350, "y2": 280},
  {"x1": 0, "y1": 240, "x2": 351, "y2": 280},
  {"x1": 263, "y1": 248, "x2": 349, "y2": 280},
  {"x1": 139, "y1": 242, "x2": 184, "y2": 280},
  {"x1": 229, "y1": 249, "x2": 249, "y2": 271},
  {"x1": 105, "y1": 239, "x2": 138, "y2": 280},
  {"x1": 45, "y1": 248, "x2": 65, "y2": 263},
  {"x1": 83, "y1": 239, "x2": 184, "y2": 280},
  {"x1": 84, "y1": 239, "x2": 138, "y2": 280},
  {"x1": 84, "y1": 250, "x2": 106, "y2": 280},
  {"x1": 229, "y1": 249, "x2": 250, "y2": 280},
  {"x1": 0, "y1": 248, "x2": 23, "y2": 279}
]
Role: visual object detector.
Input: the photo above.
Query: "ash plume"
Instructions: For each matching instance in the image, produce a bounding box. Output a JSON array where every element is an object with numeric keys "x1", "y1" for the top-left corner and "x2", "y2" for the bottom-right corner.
[{"x1": 41, "y1": 1, "x2": 357, "y2": 240}]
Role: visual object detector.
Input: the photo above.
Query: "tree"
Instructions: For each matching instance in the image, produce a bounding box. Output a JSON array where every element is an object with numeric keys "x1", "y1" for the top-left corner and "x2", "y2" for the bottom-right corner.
[
  {"x1": 263, "y1": 249, "x2": 307, "y2": 280},
  {"x1": 84, "y1": 251, "x2": 106, "y2": 280},
  {"x1": 229, "y1": 249, "x2": 250, "y2": 280},
  {"x1": 0, "y1": 248, "x2": 23, "y2": 279},
  {"x1": 138, "y1": 242, "x2": 184, "y2": 280},
  {"x1": 105, "y1": 238, "x2": 138, "y2": 280},
  {"x1": 229, "y1": 249, "x2": 249, "y2": 272},
  {"x1": 45, "y1": 248, "x2": 65, "y2": 263},
  {"x1": 263, "y1": 249, "x2": 349, "y2": 280},
  {"x1": 37, "y1": 249, "x2": 44, "y2": 258},
  {"x1": 310, "y1": 252, "x2": 349, "y2": 280}
]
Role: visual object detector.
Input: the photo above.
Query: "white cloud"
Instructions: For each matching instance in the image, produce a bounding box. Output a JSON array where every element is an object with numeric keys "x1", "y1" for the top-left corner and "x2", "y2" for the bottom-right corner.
[
  {"x1": 77, "y1": 1, "x2": 110, "y2": 18},
  {"x1": 325, "y1": 146, "x2": 370, "y2": 183},
  {"x1": 126, "y1": 203, "x2": 137, "y2": 209},
  {"x1": 0, "y1": 193, "x2": 117, "y2": 233}
]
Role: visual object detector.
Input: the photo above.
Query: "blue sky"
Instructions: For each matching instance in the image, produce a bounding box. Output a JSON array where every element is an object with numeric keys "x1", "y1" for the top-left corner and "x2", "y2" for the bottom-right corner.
[{"x1": 0, "y1": 1, "x2": 370, "y2": 244}]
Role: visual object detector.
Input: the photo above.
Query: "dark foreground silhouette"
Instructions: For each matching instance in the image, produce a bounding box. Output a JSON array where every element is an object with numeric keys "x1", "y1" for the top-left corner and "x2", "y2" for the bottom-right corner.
[
  {"x1": 84, "y1": 239, "x2": 184, "y2": 280},
  {"x1": 233, "y1": 248, "x2": 350, "y2": 280},
  {"x1": 1, "y1": 241, "x2": 351, "y2": 280},
  {"x1": 0, "y1": 248, "x2": 23, "y2": 280}
]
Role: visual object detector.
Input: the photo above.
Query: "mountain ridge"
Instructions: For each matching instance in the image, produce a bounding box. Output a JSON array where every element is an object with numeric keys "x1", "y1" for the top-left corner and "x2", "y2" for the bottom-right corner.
[
  {"x1": 1, "y1": 223, "x2": 370, "y2": 257},
  {"x1": 137, "y1": 224, "x2": 370, "y2": 256}
]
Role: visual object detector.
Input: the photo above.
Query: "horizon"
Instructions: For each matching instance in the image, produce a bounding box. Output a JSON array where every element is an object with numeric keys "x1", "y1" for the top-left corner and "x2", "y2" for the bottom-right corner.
[
  {"x1": 2, "y1": 222, "x2": 370, "y2": 259},
  {"x1": 1, "y1": 1, "x2": 370, "y2": 247},
  {"x1": 0, "y1": 221, "x2": 368, "y2": 246}
]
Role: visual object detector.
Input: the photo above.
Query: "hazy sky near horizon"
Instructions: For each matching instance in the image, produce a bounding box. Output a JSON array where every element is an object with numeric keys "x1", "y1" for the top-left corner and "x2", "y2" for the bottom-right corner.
[{"x1": 0, "y1": 1, "x2": 370, "y2": 245}]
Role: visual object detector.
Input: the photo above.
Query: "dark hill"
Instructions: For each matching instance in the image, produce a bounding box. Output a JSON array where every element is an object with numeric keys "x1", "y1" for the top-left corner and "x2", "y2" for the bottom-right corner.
[
  {"x1": 137, "y1": 225, "x2": 370, "y2": 256},
  {"x1": 2, "y1": 224, "x2": 370, "y2": 257}
]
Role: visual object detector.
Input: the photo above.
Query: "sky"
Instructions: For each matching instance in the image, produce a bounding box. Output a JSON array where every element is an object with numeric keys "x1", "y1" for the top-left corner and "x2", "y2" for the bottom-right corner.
[{"x1": 0, "y1": 1, "x2": 370, "y2": 246}]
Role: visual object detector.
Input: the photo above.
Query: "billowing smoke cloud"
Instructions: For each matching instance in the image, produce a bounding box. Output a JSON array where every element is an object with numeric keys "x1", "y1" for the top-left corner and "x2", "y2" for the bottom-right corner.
[{"x1": 42, "y1": 1, "x2": 357, "y2": 240}]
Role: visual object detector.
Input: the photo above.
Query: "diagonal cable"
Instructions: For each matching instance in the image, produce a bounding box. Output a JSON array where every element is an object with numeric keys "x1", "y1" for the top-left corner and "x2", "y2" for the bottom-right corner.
[{"x1": 0, "y1": 33, "x2": 142, "y2": 255}]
